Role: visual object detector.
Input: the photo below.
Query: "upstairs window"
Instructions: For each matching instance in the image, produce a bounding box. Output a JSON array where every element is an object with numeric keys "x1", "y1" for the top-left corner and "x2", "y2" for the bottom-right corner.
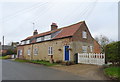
[
  {"x1": 48, "y1": 47, "x2": 53, "y2": 55},
  {"x1": 82, "y1": 46, "x2": 87, "y2": 53},
  {"x1": 34, "y1": 48, "x2": 38, "y2": 55},
  {"x1": 26, "y1": 40, "x2": 30, "y2": 44},
  {"x1": 36, "y1": 37, "x2": 42, "y2": 42},
  {"x1": 82, "y1": 31, "x2": 87, "y2": 38},
  {"x1": 21, "y1": 41, "x2": 25, "y2": 45},
  {"x1": 44, "y1": 35, "x2": 51, "y2": 40}
]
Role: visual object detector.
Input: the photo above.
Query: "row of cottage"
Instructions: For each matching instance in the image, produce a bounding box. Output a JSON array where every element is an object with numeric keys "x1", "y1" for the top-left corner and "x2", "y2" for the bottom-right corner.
[{"x1": 17, "y1": 21, "x2": 101, "y2": 62}]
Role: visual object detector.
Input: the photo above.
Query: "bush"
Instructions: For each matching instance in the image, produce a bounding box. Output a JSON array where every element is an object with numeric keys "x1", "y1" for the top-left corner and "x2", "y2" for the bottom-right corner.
[{"x1": 105, "y1": 41, "x2": 120, "y2": 66}]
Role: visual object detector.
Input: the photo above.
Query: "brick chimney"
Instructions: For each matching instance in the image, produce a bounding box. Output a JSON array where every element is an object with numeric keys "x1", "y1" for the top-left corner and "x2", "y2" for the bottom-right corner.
[
  {"x1": 33, "y1": 30, "x2": 38, "y2": 35},
  {"x1": 51, "y1": 23, "x2": 58, "y2": 31}
]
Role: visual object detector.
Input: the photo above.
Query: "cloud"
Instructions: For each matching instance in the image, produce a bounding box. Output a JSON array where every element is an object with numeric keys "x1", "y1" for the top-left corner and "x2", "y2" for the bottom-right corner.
[{"x1": 0, "y1": 1, "x2": 118, "y2": 44}]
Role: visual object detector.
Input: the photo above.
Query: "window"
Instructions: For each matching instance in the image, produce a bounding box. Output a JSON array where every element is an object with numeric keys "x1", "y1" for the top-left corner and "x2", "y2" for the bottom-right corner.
[
  {"x1": 44, "y1": 35, "x2": 51, "y2": 40},
  {"x1": 82, "y1": 31, "x2": 87, "y2": 38},
  {"x1": 27, "y1": 49, "x2": 31, "y2": 55},
  {"x1": 82, "y1": 46, "x2": 87, "y2": 53},
  {"x1": 36, "y1": 37, "x2": 42, "y2": 42},
  {"x1": 21, "y1": 41, "x2": 25, "y2": 45},
  {"x1": 48, "y1": 47, "x2": 53, "y2": 55},
  {"x1": 18, "y1": 50, "x2": 22, "y2": 55},
  {"x1": 90, "y1": 46, "x2": 93, "y2": 52},
  {"x1": 34, "y1": 48, "x2": 38, "y2": 55},
  {"x1": 26, "y1": 40, "x2": 30, "y2": 44}
]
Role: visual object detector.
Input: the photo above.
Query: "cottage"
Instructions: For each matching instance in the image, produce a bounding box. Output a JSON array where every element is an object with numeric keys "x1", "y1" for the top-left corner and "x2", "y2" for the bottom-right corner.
[{"x1": 17, "y1": 21, "x2": 101, "y2": 62}]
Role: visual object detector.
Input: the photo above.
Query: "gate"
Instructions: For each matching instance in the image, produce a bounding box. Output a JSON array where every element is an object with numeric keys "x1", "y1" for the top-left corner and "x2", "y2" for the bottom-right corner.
[{"x1": 78, "y1": 53, "x2": 105, "y2": 65}]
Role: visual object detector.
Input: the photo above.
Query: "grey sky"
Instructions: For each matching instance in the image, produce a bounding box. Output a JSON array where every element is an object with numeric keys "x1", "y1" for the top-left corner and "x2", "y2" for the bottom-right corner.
[{"x1": 0, "y1": 0, "x2": 119, "y2": 45}]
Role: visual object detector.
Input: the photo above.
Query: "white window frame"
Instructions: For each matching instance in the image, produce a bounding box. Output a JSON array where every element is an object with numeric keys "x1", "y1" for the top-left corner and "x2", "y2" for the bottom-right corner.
[
  {"x1": 90, "y1": 46, "x2": 93, "y2": 52},
  {"x1": 36, "y1": 37, "x2": 42, "y2": 42},
  {"x1": 82, "y1": 46, "x2": 87, "y2": 53},
  {"x1": 27, "y1": 49, "x2": 31, "y2": 55},
  {"x1": 34, "y1": 48, "x2": 38, "y2": 55},
  {"x1": 21, "y1": 41, "x2": 25, "y2": 45},
  {"x1": 26, "y1": 40, "x2": 30, "y2": 44},
  {"x1": 19, "y1": 50, "x2": 22, "y2": 55},
  {"x1": 48, "y1": 46, "x2": 53, "y2": 55},
  {"x1": 44, "y1": 35, "x2": 51, "y2": 40},
  {"x1": 82, "y1": 31, "x2": 87, "y2": 38}
]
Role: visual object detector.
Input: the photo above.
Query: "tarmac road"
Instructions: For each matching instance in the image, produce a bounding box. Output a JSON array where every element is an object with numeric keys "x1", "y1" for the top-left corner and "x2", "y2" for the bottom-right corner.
[{"x1": 2, "y1": 60, "x2": 89, "y2": 80}]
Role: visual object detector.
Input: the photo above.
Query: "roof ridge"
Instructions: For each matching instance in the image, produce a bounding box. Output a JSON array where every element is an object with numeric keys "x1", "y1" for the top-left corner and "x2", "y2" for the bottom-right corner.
[
  {"x1": 59, "y1": 21, "x2": 84, "y2": 29},
  {"x1": 22, "y1": 21, "x2": 85, "y2": 41}
]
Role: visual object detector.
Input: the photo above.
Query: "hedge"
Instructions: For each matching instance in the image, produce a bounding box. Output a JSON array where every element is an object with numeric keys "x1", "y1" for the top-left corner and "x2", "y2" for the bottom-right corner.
[{"x1": 105, "y1": 41, "x2": 120, "y2": 65}]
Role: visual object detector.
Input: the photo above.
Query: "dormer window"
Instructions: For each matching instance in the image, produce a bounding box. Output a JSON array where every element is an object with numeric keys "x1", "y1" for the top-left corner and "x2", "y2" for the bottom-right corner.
[
  {"x1": 26, "y1": 40, "x2": 30, "y2": 44},
  {"x1": 82, "y1": 31, "x2": 87, "y2": 38},
  {"x1": 21, "y1": 41, "x2": 25, "y2": 45},
  {"x1": 36, "y1": 37, "x2": 42, "y2": 42},
  {"x1": 44, "y1": 35, "x2": 51, "y2": 40}
]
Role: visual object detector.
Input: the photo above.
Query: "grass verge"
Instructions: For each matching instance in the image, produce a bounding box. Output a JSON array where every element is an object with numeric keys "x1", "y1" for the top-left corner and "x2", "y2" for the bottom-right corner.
[
  {"x1": 0, "y1": 55, "x2": 11, "y2": 59},
  {"x1": 14, "y1": 59, "x2": 57, "y2": 66},
  {"x1": 104, "y1": 67, "x2": 120, "y2": 80}
]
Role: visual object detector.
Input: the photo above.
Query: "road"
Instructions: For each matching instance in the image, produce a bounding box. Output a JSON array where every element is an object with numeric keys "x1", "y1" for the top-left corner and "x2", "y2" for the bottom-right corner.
[{"x1": 2, "y1": 60, "x2": 89, "y2": 80}]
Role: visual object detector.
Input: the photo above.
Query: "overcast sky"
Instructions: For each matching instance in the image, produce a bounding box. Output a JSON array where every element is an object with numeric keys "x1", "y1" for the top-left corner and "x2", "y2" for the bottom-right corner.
[{"x1": 0, "y1": 0, "x2": 119, "y2": 45}]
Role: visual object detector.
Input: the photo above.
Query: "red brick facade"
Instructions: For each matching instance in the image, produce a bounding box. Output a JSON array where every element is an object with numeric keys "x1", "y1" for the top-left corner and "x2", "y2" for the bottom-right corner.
[{"x1": 93, "y1": 40, "x2": 101, "y2": 53}]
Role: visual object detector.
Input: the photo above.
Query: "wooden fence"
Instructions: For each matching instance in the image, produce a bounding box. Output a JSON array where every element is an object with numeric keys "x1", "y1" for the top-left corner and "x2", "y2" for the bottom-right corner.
[{"x1": 78, "y1": 53, "x2": 105, "y2": 65}]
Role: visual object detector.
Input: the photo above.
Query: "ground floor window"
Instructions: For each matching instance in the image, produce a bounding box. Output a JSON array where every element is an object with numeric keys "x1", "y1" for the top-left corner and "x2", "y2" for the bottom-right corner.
[
  {"x1": 34, "y1": 48, "x2": 38, "y2": 55},
  {"x1": 18, "y1": 50, "x2": 22, "y2": 55},
  {"x1": 27, "y1": 49, "x2": 31, "y2": 55},
  {"x1": 48, "y1": 47, "x2": 53, "y2": 55},
  {"x1": 82, "y1": 46, "x2": 87, "y2": 53}
]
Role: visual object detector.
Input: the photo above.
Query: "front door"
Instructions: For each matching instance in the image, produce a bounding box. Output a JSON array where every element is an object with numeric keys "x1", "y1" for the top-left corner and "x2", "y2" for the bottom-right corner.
[{"x1": 64, "y1": 46, "x2": 70, "y2": 61}]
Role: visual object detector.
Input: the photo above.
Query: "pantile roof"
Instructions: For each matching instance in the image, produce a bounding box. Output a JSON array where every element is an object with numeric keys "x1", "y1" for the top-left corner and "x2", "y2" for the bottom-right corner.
[{"x1": 22, "y1": 21, "x2": 84, "y2": 41}]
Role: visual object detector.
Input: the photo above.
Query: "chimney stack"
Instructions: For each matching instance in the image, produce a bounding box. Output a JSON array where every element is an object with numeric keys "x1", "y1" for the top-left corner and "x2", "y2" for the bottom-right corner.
[
  {"x1": 51, "y1": 23, "x2": 58, "y2": 31},
  {"x1": 33, "y1": 30, "x2": 38, "y2": 35}
]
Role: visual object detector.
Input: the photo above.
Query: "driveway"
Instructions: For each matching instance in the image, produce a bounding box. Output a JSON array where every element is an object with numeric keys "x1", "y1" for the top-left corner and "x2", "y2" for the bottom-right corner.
[
  {"x1": 2, "y1": 60, "x2": 89, "y2": 80},
  {"x1": 50, "y1": 64, "x2": 109, "y2": 80}
]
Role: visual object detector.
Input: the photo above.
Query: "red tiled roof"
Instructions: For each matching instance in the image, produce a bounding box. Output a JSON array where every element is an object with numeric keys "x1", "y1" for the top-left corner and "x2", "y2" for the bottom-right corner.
[{"x1": 22, "y1": 21, "x2": 84, "y2": 41}]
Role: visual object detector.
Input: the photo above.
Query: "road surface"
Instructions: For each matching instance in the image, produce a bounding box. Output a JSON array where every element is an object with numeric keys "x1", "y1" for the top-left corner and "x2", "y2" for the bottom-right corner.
[{"x1": 2, "y1": 60, "x2": 89, "y2": 80}]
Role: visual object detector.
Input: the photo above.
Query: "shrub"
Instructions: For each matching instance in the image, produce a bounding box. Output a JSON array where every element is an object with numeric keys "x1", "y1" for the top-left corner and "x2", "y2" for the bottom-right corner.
[{"x1": 105, "y1": 41, "x2": 120, "y2": 66}]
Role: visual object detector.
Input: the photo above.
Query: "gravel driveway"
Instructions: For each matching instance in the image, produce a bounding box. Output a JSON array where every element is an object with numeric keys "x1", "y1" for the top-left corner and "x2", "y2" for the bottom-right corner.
[{"x1": 50, "y1": 64, "x2": 109, "y2": 80}]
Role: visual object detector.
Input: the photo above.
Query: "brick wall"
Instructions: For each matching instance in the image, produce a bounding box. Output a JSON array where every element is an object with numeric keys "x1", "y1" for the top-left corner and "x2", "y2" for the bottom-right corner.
[{"x1": 93, "y1": 40, "x2": 101, "y2": 53}]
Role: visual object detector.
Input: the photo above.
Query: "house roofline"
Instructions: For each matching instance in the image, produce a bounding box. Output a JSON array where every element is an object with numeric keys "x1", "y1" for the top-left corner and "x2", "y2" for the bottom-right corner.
[{"x1": 18, "y1": 36, "x2": 72, "y2": 47}]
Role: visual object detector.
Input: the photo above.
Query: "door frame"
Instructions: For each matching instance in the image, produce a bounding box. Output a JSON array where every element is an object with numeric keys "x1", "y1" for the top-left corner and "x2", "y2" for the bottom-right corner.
[{"x1": 63, "y1": 45, "x2": 70, "y2": 61}]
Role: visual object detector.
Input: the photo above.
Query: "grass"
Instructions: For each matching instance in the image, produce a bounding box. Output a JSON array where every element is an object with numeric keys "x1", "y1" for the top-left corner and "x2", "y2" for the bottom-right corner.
[
  {"x1": 14, "y1": 59, "x2": 30, "y2": 62},
  {"x1": 0, "y1": 55, "x2": 11, "y2": 59},
  {"x1": 104, "y1": 67, "x2": 120, "y2": 80},
  {"x1": 14, "y1": 59, "x2": 57, "y2": 66}
]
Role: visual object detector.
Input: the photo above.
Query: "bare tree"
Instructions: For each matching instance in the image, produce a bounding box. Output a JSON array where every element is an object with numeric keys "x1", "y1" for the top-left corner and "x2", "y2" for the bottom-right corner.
[{"x1": 95, "y1": 35, "x2": 109, "y2": 53}]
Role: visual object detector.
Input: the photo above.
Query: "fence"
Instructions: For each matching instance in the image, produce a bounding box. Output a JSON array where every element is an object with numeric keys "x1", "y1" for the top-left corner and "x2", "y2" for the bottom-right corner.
[{"x1": 78, "y1": 53, "x2": 105, "y2": 65}]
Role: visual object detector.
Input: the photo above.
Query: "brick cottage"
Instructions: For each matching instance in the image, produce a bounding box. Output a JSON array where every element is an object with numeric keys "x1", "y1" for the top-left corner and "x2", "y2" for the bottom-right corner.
[{"x1": 17, "y1": 21, "x2": 101, "y2": 62}]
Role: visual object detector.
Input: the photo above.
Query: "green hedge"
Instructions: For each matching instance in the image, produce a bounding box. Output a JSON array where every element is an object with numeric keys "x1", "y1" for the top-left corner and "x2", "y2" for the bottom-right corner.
[{"x1": 105, "y1": 41, "x2": 120, "y2": 65}]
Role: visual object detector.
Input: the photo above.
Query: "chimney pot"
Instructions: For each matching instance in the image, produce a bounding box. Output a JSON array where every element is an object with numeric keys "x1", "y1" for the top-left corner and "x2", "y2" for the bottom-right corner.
[
  {"x1": 51, "y1": 23, "x2": 58, "y2": 31},
  {"x1": 33, "y1": 29, "x2": 38, "y2": 35}
]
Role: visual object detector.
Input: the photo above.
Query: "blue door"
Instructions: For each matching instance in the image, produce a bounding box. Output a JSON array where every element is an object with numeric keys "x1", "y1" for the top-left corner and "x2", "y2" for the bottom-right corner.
[{"x1": 64, "y1": 46, "x2": 70, "y2": 61}]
